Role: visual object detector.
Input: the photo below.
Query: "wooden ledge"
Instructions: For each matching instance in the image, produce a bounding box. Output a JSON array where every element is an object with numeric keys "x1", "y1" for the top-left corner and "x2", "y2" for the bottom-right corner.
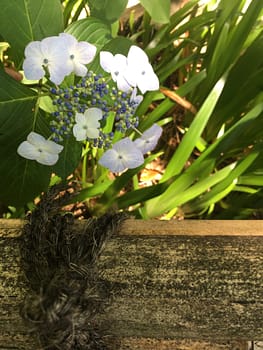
[
  {"x1": 0, "y1": 219, "x2": 262, "y2": 349},
  {"x1": 0, "y1": 219, "x2": 262, "y2": 237}
]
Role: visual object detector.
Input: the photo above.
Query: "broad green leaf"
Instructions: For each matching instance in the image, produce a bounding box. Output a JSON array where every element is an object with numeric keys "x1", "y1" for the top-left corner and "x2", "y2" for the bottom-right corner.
[
  {"x1": 65, "y1": 17, "x2": 112, "y2": 49},
  {"x1": 140, "y1": 0, "x2": 170, "y2": 24},
  {"x1": 99, "y1": 36, "x2": 133, "y2": 55},
  {"x1": 0, "y1": 69, "x2": 52, "y2": 206},
  {"x1": 53, "y1": 136, "x2": 82, "y2": 179},
  {"x1": 89, "y1": 36, "x2": 133, "y2": 74},
  {"x1": 88, "y1": 0, "x2": 128, "y2": 24},
  {"x1": 0, "y1": 0, "x2": 64, "y2": 67}
]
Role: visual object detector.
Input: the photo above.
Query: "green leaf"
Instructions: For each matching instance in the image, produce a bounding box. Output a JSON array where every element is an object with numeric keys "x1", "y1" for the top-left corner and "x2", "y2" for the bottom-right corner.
[
  {"x1": 140, "y1": 0, "x2": 170, "y2": 24},
  {"x1": 145, "y1": 162, "x2": 236, "y2": 218},
  {"x1": 97, "y1": 152, "x2": 162, "y2": 212},
  {"x1": 68, "y1": 179, "x2": 113, "y2": 203},
  {"x1": 65, "y1": 17, "x2": 112, "y2": 49},
  {"x1": 185, "y1": 150, "x2": 261, "y2": 214},
  {"x1": 162, "y1": 75, "x2": 227, "y2": 181},
  {"x1": 53, "y1": 136, "x2": 82, "y2": 180},
  {"x1": 0, "y1": 0, "x2": 64, "y2": 67},
  {"x1": 88, "y1": 0, "x2": 128, "y2": 24},
  {"x1": 89, "y1": 36, "x2": 133, "y2": 74},
  {"x1": 115, "y1": 181, "x2": 170, "y2": 209},
  {"x1": 0, "y1": 69, "x2": 52, "y2": 206}
]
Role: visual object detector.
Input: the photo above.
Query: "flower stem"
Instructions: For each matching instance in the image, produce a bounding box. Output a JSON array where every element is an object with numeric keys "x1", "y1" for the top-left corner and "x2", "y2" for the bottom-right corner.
[{"x1": 81, "y1": 142, "x2": 90, "y2": 185}]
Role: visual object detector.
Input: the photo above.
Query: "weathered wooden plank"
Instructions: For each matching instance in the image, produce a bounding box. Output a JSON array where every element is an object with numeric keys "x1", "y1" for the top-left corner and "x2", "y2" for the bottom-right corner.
[{"x1": 0, "y1": 219, "x2": 262, "y2": 349}]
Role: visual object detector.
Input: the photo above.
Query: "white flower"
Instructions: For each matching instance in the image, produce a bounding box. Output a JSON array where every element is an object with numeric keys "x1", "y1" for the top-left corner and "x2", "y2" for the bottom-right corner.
[
  {"x1": 99, "y1": 138, "x2": 144, "y2": 173},
  {"x1": 134, "y1": 124, "x2": 162, "y2": 154},
  {"x1": 100, "y1": 51, "x2": 131, "y2": 92},
  {"x1": 17, "y1": 132, "x2": 63, "y2": 166},
  {"x1": 22, "y1": 36, "x2": 70, "y2": 85},
  {"x1": 124, "y1": 45, "x2": 159, "y2": 94},
  {"x1": 59, "y1": 33, "x2": 97, "y2": 77},
  {"x1": 130, "y1": 87, "x2": 143, "y2": 107},
  {"x1": 73, "y1": 107, "x2": 102, "y2": 141}
]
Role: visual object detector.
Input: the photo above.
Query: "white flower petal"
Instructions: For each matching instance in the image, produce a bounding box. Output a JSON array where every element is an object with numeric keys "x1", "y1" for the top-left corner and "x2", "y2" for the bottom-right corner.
[
  {"x1": 75, "y1": 113, "x2": 86, "y2": 124},
  {"x1": 23, "y1": 41, "x2": 46, "y2": 80},
  {"x1": 114, "y1": 138, "x2": 144, "y2": 169},
  {"x1": 24, "y1": 41, "x2": 42, "y2": 58},
  {"x1": 111, "y1": 54, "x2": 128, "y2": 82},
  {"x1": 37, "y1": 152, "x2": 59, "y2": 166},
  {"x1": 43, "y1": 139, "x2": 64, "y2": 154},
  {"x1": 27, "y1": 132, "x2": 47, "y2": 147},
  {"x1": 86, "y1": 128, "x2": 100, "y2": 139},
  {"x1": 99, "y1": 138, "x2": 144, "y2": 172},
  {"x1": 137, "y1": 68, "x2": 159, "y2": 93},
  {"x1": 72, "y1": 62, "x2": 87, "y2": 77},
  {"x1": 73, "y1": 124, "x2": 87, "y2": 141},
  {"x1": 23, "y1": 36, "x2": 71, "y2": 84},
  {"x1": 23, "y1": 57, "x2": 45, "y2": 81},
  {"x1": 124, "y1": 45, "x2": 160, "y2": 93},
  {"x1": 99, "y1": 137, "x2": 144, "y2": 173},
  {"x1": 59, "y1": 33, "x2": 96, "y2": 77},
  {"x1": 49, "y1": 64, "x2": 69, "y2": 85},
  {"x1": 130, "y1": 88, "x2": 143, "y2": 106},
  {"x1": 17, "y1": 141, "x2": 40, "y2": 160},
  {"x1": 116, "y1": 75, "x2": 132, "y2": 92},
  {"x1": 77, "y1": 41, "x2": 97, "y2": 64},
  {"x1": 127, "y1": 45, "x2": 149, "y2": 66},
  {"x1": 100, "y1": 51, "x2": 114, "y2": 73},
  {"x1": 59, "y1": 33, "x2": 77, "y2": 47},
  {"x1": 134, "y1": 124, "x2": 162, "y2": 154},
  {"x1": 84, "y1": 107, "x2": 103, "y2": 121},
  {"x1": 99, "y1": 149, "x2": 126, "y2": 173}
]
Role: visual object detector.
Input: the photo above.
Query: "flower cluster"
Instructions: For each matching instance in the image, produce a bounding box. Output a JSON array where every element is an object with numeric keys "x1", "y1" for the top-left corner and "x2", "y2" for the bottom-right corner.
[
  {"x1": 99, "y1": 124, "x2": 162, "y2": 173},
  {"x1": 17, "y1": 33, "x2": 162, "y2": 173},
  {"x1": 100, "y1": 45, "x2": 159, "y2": 94},
  {"x1": 23, "y1": 33, "x2": 96, "y2": 84},
  {"x1": 48, "y1": 73, "x2": 141, "y2": 145}
]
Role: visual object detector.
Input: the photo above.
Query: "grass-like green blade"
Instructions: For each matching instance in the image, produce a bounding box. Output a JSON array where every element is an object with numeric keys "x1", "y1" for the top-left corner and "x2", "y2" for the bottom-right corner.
[
  {"x1": 145, "y1": 163, "x2": 236, "y2": 218},
  {"x1": 162, "y1": 75, "x2": 226, "y2": 182}
]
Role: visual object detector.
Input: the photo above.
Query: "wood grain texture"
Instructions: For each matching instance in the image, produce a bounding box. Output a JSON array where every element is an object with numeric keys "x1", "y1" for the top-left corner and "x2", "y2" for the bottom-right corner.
[{"x1": 0, "y1": 219, "x2": 262, "y2": 349}]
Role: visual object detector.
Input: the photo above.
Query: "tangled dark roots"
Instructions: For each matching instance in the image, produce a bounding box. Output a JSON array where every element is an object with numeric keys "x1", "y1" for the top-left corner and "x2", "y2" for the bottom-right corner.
[{"x1": 19, "y1": 185, "x2": 126, "y2": 349}]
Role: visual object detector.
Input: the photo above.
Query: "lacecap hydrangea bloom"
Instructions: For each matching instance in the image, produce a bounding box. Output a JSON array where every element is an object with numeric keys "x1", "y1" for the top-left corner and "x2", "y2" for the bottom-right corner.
[{"x1": 18, "y1": 34, "x2": 162, "y2": 171}]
